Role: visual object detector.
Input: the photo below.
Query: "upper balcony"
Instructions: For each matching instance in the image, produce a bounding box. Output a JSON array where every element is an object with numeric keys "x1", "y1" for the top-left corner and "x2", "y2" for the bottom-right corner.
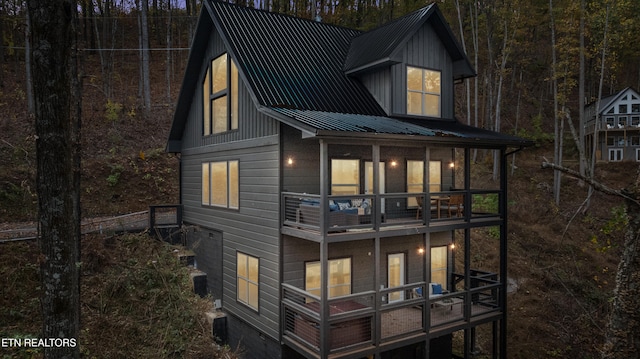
[
  {"x1": 281, "y1": 190, "x2": 503, "y2": 241},
  {"x1": 585, "y1": 113, "x2": 640, "y2": 134}
]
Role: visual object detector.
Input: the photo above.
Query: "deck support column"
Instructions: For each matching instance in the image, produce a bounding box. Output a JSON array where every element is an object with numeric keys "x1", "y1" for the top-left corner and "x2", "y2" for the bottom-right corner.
[
  {"x1": 499, "y1": 148, "x2": 508, "y2": 359},
  {"x1": 319, "y1": 140, "x2": 329, "y2": 359}
]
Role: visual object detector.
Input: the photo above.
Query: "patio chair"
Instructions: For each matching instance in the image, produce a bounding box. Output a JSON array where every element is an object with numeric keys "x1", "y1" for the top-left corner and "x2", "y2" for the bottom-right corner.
[
  {"x1": 447, "y1": 194, "x2": 464, "y2": 217},
  {"x1": 415, "y1": 196, "x2": 423, "y2": 219}
]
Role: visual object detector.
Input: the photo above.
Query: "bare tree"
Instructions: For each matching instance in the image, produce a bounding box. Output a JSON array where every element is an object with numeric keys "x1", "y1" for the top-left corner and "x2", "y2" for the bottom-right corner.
[
  {"x1": 541, "y1": 161, "x2": 640, "y2": 359},
  {"x1": 138, "y1": 0, "x2": 151, "y2": 114},
  {"x1": 26, "y1": 1, "x2": 81, "y2": 358}
]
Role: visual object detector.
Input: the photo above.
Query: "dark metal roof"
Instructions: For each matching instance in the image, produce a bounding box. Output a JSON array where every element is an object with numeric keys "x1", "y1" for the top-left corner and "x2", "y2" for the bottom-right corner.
[
  {"x1": 343, "y1": 4, "x2": 474, "y2": 79},
  {"x1": 167, "y1": 1, "x2": 526, "y2": 152},
  {"x1": 588, "y1": 87, "x2": 640, "y2": 114},
  {"x1": 268, "y1": 108, "x2": 531, "y2": 147},
  {"x1": 208, "y1": 1, "x2": 385, "y2": 115}
]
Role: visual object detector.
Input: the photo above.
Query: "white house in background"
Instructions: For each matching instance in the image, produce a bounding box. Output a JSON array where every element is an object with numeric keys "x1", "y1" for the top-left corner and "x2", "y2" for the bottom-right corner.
[{"x1": 585, "y1": 87, "x2": 640, "y2": 162}]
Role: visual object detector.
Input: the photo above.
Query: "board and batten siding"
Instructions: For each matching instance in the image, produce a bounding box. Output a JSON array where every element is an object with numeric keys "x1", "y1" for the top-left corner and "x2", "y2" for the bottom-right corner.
[
  {"x1": 181, "y1": 29, "x2": 279, "y2": 151},
  {"x1": 393, "y1": 22, "x2": 454, "y2": 119}
]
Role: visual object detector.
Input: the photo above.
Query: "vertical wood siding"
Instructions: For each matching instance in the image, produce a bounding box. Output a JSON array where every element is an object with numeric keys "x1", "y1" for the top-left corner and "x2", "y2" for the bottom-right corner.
[
  {"x1": 181, "y1": 31, "x2": 279, "y2": 151},
  {"x1": 393, "y1": 23, "x2": 454, "y2": 118}
]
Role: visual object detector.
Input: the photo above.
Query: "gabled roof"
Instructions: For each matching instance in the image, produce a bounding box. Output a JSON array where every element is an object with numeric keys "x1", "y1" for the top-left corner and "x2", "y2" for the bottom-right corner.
[
  {"x1": 343, "y1": 4, "x2": 475, "y2": 79},
  {"x1": 208, "y1": 1, "x2": 384, "y2": 115},
  {"x1": 167, "y1": 1, "x2": 530, "y2": 151},
  {"x1": 587, "y1": 87, "x2": 640, "y2": 114}
]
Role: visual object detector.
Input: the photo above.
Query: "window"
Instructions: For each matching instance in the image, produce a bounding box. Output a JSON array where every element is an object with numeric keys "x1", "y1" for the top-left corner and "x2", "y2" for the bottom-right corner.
[
  {"x1": 619, "y1": 104, "x2": 628, "y2": 114},
  {"x1": 607, "y1": 136, "x2": 615, "y2": 146},
  {"x1": 305, "y1": 258, "x2": 351, "y2": 298},
  {"x1": 609, "y1": 148, "x2": 623, "y2": 162},
  {"x1": 406, "y1": 160, "x2": 442, "y2": 207},
  {"x1": 636, "y1": 148, "x2": 640, "y2": 161},
  {"x1": 632, "y1": 104, "x2": 640, "y2": 113},
  {"x1": 407, "y1": 66, "x2": 441, "y2": 117},
  {"x1": 619, "y1": 116, "x2": 627, "y2": 127},
  {"x1": 203, "y1": 53, "x2": 239, "y2": 135},
  {"x1": 237, "y1": 252, "x2": 259, "y2": 310},
  {"x1": 331, "y1": 159, "x2": 359, "y2": 195},
  {"x1": 605, "y1": 117, "x2": 615, "y2": 128},
  {"x1": 631, "y1": 136, "x2": 640, "y2": 146},
  {"x1": 631, "y1": 116, "x2": 640, "y2": 127},
  {"x1": 431, "y1": 246, "x2": 448, "y2": 290},
  {"x1": 202, "y1": 160, "x2": 239, "y2": 209}
]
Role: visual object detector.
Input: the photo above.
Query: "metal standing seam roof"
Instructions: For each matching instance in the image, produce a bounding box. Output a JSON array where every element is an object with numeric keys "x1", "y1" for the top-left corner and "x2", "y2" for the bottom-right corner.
[
  {"x1": 167, "y1": 1, "x2": 530, "y2": 151},
  {"x1": 269, "y1": 108, "x2": 531, "y2": 147},
  {"x1": 343, "y1": 4, "x2": 474, "y2": 79},
  {"x1": 207, "y1": 1, "x2": 385, "y2": 116}
]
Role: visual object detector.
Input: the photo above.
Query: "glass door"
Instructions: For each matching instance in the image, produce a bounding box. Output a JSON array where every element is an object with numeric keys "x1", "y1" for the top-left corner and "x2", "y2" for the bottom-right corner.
[{"x1": 388, "y1": 253, "x2": 405, "y2": 302}]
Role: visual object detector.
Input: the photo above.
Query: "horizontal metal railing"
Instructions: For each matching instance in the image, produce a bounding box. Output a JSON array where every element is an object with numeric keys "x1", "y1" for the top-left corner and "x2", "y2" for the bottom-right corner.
[
  {"x1": 282, "y1": 273, "x2": 503, "y2": 355},
  {"x1": 282, "y1": 191, "x2": 503, "y2": 237}
]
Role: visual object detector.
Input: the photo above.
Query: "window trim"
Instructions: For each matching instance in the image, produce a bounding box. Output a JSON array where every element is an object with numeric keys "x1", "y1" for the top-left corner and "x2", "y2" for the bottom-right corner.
[
  {"x1": 237, "y1": 251, "x2": 259, "y2": 311},
  {"x1": 201, "y1": 160, "x2": 239, "y2": 209},
  {"x1": 203, "y1": 53, "x2": 239, "y2": 136},
  {"x1": 609, "y1": 148, "x2": 623, "y2": 162},
  {"x1": 330, "y1": 159, "x2": 360, "y2": 195},
  {"x1": 407, "y1": 66, "x2": 441, "y2": 118}
]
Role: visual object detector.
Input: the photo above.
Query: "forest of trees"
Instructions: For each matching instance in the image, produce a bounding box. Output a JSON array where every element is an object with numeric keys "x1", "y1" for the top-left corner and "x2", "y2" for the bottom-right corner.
[{"x1": 17, "y1": 0, "x2": 640, "y2": 358}]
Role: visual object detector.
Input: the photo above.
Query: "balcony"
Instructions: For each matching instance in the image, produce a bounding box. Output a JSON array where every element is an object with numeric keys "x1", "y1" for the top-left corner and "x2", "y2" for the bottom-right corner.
[
  {"x1": 281, "y1": 272, "x2": 503, "y2": 358},
  {"x1": 281, "y1": 191, "x2": 503, "y2": 241}
]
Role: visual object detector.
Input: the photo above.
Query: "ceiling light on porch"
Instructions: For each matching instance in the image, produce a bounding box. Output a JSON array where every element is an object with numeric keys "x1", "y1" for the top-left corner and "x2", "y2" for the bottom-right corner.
[
  {"x1": 450, "y1": 243, "x2": 456, "y2": 250},
  {"x1": 417, "y1": 247, "x2": 425, "y2": 255},
  {"x1": 449, "y1": 162, "x2": 455, "y2": 169},
  {"x1": 286, "y1": 157, "x2": 294, "y2": 166},
  {"x1": 390, "y1": 160, "x2": 398, "y2": 168}
]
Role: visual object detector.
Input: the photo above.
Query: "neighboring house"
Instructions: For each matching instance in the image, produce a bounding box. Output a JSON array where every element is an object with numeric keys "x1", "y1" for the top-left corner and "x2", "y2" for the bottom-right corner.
[
  {"x1": 166, "y1": 2, "x2": 530, "y2": 358},
  {"x1": 585, "y1": 87, "x2": 640, "y2": 162}
]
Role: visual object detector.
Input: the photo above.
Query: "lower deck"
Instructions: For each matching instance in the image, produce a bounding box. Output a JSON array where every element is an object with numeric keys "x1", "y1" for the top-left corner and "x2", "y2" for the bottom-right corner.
[{"x1": 282, "y1": 282, "x2": 503, "y2": 359}]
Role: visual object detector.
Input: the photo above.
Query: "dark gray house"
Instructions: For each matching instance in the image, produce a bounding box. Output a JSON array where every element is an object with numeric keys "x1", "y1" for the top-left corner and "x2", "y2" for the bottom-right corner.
[{"x1": 166, "y1": 2, "x2": 530, "y2": 358}]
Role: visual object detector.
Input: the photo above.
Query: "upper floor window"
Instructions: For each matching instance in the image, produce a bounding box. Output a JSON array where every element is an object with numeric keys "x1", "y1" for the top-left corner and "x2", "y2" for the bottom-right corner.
[
  {"x1": 619, "y1": 104, "x2": 628, "y2": 114},
  {"x1": 331, "y1": 159, "x2": 359, "y2": 195},
  {"x1": 407, "y1": 66, "x2": 441, "y2": 117},
  {"x1": 203, "y1": 53, "x2": 239, "y2": 135},
  {"x1": 407, "y1": 160, "x2": 441, "y2": 207},
  {"x1": 202, "y1": 160, "x2": 239, "y2": 209}
]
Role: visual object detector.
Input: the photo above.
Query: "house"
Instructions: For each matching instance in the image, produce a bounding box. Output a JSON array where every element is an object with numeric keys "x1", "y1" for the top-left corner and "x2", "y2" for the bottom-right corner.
[
  {"x1": 166, "y1": 1, "x2": 531, "y2": 358},
  {"x1": 584, "y1": 87, "x2": 640, "y2": 162}
]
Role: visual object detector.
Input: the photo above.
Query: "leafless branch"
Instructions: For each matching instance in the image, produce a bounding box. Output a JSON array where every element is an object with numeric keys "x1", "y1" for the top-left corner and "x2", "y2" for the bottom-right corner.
[{"x1": 541, "y1": 157, "x2": 640, "y2": 206}]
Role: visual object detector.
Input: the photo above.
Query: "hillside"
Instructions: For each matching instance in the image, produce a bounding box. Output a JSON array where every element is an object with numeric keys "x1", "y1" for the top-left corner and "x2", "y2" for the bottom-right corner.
[{"x1": 0, "y1": 26, "x2": 631, "y2": 359}]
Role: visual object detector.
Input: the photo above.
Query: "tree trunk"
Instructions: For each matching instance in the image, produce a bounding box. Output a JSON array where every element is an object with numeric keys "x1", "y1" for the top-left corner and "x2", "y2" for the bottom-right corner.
[
  {"x1": 139, "y1": 0, "x2": 151, "y2": 114},
  {"x1": 602, "y1": 174, "x2": 640, "y2": 358},
  {"x1": 26, "y1": 1, "x2": 81, "y2": 358}
]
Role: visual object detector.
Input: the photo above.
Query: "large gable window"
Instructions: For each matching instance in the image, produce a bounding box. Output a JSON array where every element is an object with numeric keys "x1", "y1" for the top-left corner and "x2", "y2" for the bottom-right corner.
[
  {"x1": 203, "y1": 53, "x2": 239, "y2": 135},
  {"x1": 202, "y1": 160, "x2": 239, "y2": 209},
  {"x1": 407, "y1": 66, "x2": 441, "y2": 117}
]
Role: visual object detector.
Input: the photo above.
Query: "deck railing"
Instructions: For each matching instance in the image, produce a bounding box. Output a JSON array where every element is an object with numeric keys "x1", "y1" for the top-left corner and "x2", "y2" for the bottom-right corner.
[
  {"x1": 282, "y1": 272, "x2": 502, "y2": 356},
  {"x1": 281, "y1": 191, "x2": 502, "y2": 236}
]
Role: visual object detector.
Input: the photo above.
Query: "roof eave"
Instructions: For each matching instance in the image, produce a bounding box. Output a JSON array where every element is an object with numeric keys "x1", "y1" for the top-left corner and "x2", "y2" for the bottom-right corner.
[
  {"x1": 165, "y1": 6, "x2": 213, "y2": 151},
  {"x1": 313, "y1": 129, "x2": 533, "y2": 148}
]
